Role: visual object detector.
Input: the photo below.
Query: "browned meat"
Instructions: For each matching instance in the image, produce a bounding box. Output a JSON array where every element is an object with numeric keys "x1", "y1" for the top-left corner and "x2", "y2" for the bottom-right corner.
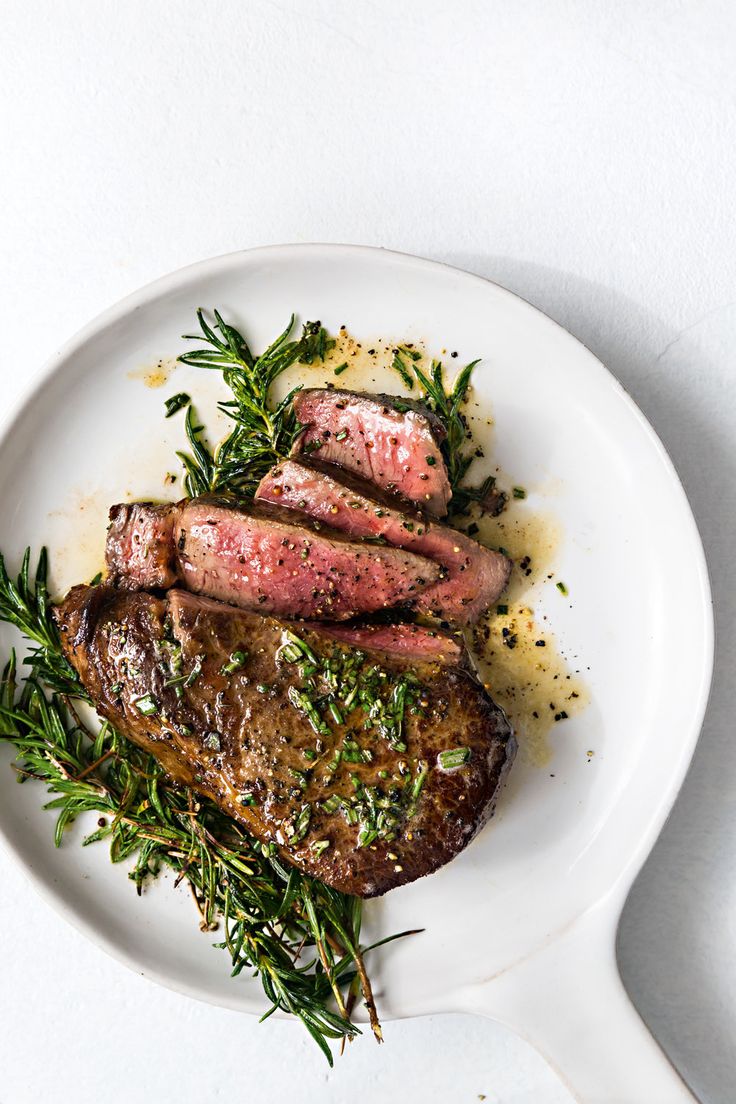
[
  {"x1": 105, "y1": 496, "x2": 441, "y2": 621},
  {"x1": 256, "y1": 460, "x2": 511, "y2": 624},
  {"x1": 291, "y1": 389, "x2": 452, "y2": 516},
  {"x1": 55, "y1": 585, "x2": 516, "y2": 897}
]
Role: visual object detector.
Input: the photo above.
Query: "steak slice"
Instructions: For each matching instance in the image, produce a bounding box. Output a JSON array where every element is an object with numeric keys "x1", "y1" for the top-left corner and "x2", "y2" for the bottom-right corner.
[
  {"x1": 107, "y1": 502, "x2": 179, "y2": 590},
  {"x1": 105, "y1": 496, "x2": 441, "y2": 621},
  {"x1": 318, "y1": 621, "x2": 464, "y2": 662},
  {"x1": 256, "y1": 460, "x2": 511, "y2": 624},
  {"x1": 55, "y1": 585, "x2": 516, "y2": 897},
  {"x1": 291, "y1": 388, "x2": 452, "y2": 516}
]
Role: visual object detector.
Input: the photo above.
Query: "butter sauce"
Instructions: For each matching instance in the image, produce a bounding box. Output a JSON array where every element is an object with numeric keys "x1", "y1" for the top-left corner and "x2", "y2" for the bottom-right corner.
[
  {"x1": 471, "y1": 503, "x2": 588, "y2": 766},
  {"x1": 127, "y1": 357, "x2": 178, "y2": 389}
]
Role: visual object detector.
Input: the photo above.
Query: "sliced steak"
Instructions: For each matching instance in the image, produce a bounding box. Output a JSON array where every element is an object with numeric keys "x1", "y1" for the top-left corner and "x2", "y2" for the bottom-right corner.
[
  {"x1": 106, "y1": 502, "x2": 178, "y2": 590},
  {"x1": 55, "y1": 585, "x2": 516, "y2": 897},
  {"x1": 318, "y1": 621, "x2": 464, "y2": 662},
  {"x1": 256, "y1": 460, "x2": 511, "y2": 624},
  {"x1": 105, "y1": 496, "x2": 441, "y2": 621},
  {"x1": 291, "y1": 388, "x2": 452, "y2": 516}
]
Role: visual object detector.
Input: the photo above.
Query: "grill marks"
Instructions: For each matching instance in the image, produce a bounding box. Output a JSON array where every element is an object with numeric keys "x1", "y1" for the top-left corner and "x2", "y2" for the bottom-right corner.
[{"x1": 291, "y1": 389, "x2": 452, "y2": 517}]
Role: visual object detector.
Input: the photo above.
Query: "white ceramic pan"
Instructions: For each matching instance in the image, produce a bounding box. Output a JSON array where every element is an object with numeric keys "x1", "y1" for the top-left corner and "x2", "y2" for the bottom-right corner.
[{"x1": 0, "y1": 246, "x2": 713, "y2": 1102}]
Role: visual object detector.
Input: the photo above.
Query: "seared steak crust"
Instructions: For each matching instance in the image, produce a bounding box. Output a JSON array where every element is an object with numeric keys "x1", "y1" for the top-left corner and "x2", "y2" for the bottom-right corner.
[
  {"x1": 55, "y1": 585, "x2": 516, "y2": 897},
  {"x1": 291, "y1": 389, "x2": 452, "y2": 516},
  {"x1": 257, "y1": 459, "x2": 511, "y2": 624}
]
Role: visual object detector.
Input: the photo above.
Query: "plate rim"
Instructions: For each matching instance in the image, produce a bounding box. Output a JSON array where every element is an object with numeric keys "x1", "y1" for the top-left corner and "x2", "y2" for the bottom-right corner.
[{"x1": 0, "y1": 242, "x2": 715, "y2": 1016}]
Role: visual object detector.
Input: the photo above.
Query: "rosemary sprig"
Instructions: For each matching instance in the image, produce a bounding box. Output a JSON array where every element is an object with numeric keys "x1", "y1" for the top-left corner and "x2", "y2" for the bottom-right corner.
[
  {"x1": 389, "y1": 354, "x2": 496, "y2": 516},
  {"x1": 175, "y1": 312, "x2": 333, "y2": 496},
  {"x1": 0, "y1": 549, "x2": 81, "y2": 695},
  {"x1": 0, "y1": 548, "x2": 417, "y2": 1062},
  {"x1": 176, "y1": 404, "x2": 217, "y2": 497}
]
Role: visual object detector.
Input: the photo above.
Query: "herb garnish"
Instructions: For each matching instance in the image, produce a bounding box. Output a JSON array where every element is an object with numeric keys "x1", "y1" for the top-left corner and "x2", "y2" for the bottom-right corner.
[
  {"x1": 0, "y1": 309, "x2": 502, "y2": 1062},
  {"x1": 438, "y1": 747, "x2": 471, "y2": 770},
  {"x1": 174, "y1": 311, "x2": 334, "y2": 497},
  {"x1": 276, "y1": 629, "x2": 428, "y2": 846},
  {"x1": 387, "y1": 352, "x2": 495, "y2": 516},
  {"x1": 0, "y1": 550, "x2": 418, "y2": 1062},
  {"x1": 164, "y1": 392, "x2": 191, "y2": 418}
]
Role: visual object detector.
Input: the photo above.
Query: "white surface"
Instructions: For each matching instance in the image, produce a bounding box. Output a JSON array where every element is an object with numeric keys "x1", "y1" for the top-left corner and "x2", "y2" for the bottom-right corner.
[
  {"x1": 0, "y1": 247, "x2": 712, "y2": 1104},
  {"x1": 0, "y1": 3, "x2": 733, "y2": 1102}
]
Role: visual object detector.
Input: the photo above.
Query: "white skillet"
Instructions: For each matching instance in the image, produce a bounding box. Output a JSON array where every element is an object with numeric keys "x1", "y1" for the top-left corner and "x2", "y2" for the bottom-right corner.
[{"x1": 0, "y1": 246, "x2": 713, "y2": 1103}]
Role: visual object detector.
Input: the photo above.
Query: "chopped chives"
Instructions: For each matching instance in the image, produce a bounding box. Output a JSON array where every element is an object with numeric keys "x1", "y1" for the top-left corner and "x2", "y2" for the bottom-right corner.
[
  {"x1": 556, "y1": 580, "x2": 569, "y2": 596},
  {"x1": 134, "y1": 693, "x2": 158, "y2": 716},
  {"x1": 333, "y1": 362, "x2": 348, "y2": 376},
  {"x1": 291, "y1": 803, "x2": 312, "y2": 843},
  {"x1": 183, "y1": 659, "x2": 202, "y2": 688},
  {"x1": 220, "y1": 650, "x2": 248, "y2": 674},
  {"x1": 328, "y1": 701, "x2": 344, "y2": 724},
  {"x1": 357, "y1": 827, "x2": 379, "y2": 848},
  {"x1": 512, "y1": 486, "x2": 527, "y2": 499},
  {"x1": 438, "y1": 747, "x2": 471, "y2": 770}
]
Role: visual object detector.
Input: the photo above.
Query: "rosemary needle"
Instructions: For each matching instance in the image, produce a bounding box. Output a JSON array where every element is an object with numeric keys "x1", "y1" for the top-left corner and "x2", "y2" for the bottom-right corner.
[
  {"x1": 175, "y1": 311, "x2": 334, "y2": 498},
  {"x1": 387, "y1": 353, "x2": 494, "y2": 517}
]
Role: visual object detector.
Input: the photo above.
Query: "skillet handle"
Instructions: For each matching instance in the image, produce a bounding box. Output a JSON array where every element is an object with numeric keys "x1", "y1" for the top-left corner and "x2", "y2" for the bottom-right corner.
[{"x1": 465, "y1": 902, "x2": 699, "y2": 1104}]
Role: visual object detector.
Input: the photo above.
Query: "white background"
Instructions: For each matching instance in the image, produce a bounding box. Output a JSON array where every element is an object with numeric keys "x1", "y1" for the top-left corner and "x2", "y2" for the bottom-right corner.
[{"x1": 0, "y1": 2, "x2": 734, "y2": 1102}]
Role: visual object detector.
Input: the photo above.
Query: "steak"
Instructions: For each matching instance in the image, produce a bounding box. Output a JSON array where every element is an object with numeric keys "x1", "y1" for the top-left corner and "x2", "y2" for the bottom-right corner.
[
  {"x1": 256, "y1": 460, "x2": 511, "y2": 624},
  {"x1": 106, "y1": 496, "x2": 441, "y2": 621},
  {"x1": 55, "y1": 585, "x2": 516, "y2": 897},
  {"x1": 291, "y1": 389, "x2": 452, "y2": 516},
  {"x1": 107, "y1": 502, "x2": 178, "y2": 590},
  {"x1": 318, "y1": 621, "x2": 464, "y2": 662}
]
